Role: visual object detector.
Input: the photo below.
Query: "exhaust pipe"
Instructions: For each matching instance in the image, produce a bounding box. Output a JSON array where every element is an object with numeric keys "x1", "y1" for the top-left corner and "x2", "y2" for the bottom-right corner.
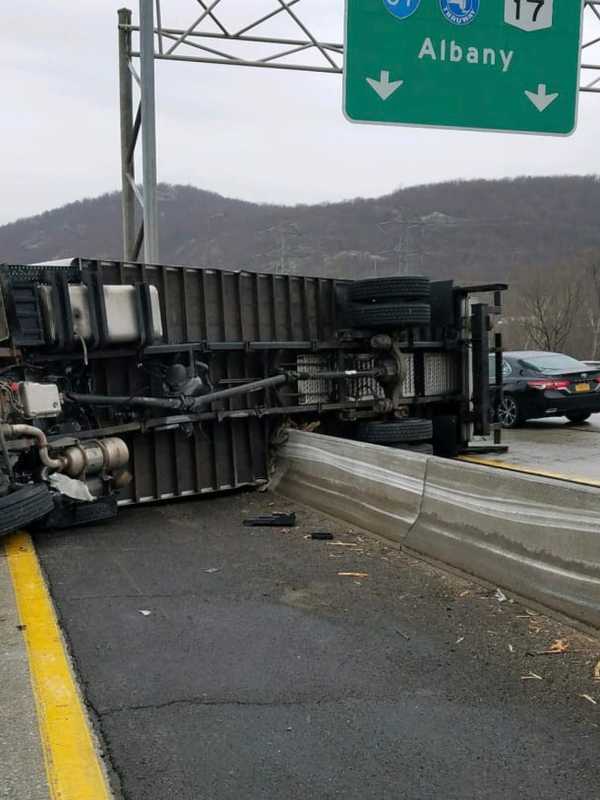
[{"x1": 0, "y1": 424, "x2": 66, "y2": 471}]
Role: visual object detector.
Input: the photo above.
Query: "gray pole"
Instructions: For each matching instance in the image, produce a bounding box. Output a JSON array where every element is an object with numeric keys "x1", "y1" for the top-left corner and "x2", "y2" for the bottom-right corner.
[
  {"x1": 139, "y1": 0, "x2": 160, "y2": 264},
  {"x1": 118, "y1": 8, "x2": 136, "y2": 261}
]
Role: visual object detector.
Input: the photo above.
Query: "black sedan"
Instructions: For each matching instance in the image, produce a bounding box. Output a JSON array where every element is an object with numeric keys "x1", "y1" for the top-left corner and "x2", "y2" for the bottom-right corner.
[{"x1": 490, "y1": 351, "x2": 600, "y2": 428}]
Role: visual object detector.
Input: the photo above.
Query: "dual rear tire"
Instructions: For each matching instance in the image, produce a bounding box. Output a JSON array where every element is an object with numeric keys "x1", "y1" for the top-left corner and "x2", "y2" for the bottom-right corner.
[{"x1": 348, "y1": 277, "x2": 431, "y2": 330}]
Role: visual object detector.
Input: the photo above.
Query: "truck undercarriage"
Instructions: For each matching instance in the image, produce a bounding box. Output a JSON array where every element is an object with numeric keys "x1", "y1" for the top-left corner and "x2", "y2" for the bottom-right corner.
[{"x1": 0, "y1": 258, "x2": 505, "y2": 535}]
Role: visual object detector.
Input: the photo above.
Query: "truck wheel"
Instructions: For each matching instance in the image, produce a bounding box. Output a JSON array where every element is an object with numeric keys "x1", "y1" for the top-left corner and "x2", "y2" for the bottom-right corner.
[
  {"x1": 349, "y1": 277, "x2": 430, "y2": 303},
  {"x1": 351, "y1": 302, "x2": 430, "y2": 329},
  {"x1": 0, "y1": 484, "x2": 54, "y2": 538},
  {"x1": 357, "y1": 419, "x2": 433, "y2": 444}
]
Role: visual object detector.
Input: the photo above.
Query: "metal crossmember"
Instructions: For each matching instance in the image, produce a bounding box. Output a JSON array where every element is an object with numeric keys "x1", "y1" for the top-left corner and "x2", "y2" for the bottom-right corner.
[
  {"x1": 119, "y1": 0, "x2": 600, "y2": 264},
  {"x1": 131, "y1": 0, "x2": 343, "y2": 74}
]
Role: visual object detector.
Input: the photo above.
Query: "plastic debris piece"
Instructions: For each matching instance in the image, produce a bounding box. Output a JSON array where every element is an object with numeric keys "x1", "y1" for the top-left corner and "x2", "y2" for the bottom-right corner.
[
  {"x1": 494, "y1": 588, "x2": 507, "y2": 603},
  {"x1": 329, "y1": 541, "x2": 359, "y2": 547},
  {"x1": 397, "y1": 629, "x2": 411, "y2": 641},
  {"x1": 456, "y1": 637, "x2": 465, "y2": 644},
  {"x1": 594, "y1": 660, "x2": 600, "y2": 682},
  {"x1": 49, "y1": 473, "x2": 95, "y2": 502},
  {"x1": 337, "y1": 572, "x2": 368, "y2": 578},
  {"x1": 311, "y1": 531, "x2": 334, "y2": 541},
  {"x1": 580, "y1": 694, "x2": 598, "y2": 705},
  {"x1": 508, "y1": 644, "x2": 515, "y2": 653},
  {"x1": 138, "y1": 610, "x2": 151, "y2": 616},
  {"x1": 204, "y1": 568, "x2": 220, "y2": 574},
  {"x1": 521, "y1": 672, "x2": 543, "y2": 681},
  {"x1": 243, "y1": 512, "x2": 296, "y2": 527}
]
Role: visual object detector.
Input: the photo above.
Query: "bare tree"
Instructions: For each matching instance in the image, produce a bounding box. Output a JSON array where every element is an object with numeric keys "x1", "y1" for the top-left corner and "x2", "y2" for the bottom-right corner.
[
  {"x1": 517, "y1": 266, "x2": 581, "y2": 353},
  {"x1": 576, "y1": 250, "x2": 600, "y2": 359}
]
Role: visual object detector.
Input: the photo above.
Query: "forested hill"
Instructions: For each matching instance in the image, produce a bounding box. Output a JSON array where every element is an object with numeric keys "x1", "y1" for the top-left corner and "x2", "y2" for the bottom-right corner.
[{"x1": 1, "y1": 175, "x2": 599, "y2": 281}]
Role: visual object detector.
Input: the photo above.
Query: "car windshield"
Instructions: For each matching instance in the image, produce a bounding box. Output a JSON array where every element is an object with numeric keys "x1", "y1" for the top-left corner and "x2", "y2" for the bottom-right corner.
[{"x1": 519, "y1": 354, "x2": 588, "y2": 374}]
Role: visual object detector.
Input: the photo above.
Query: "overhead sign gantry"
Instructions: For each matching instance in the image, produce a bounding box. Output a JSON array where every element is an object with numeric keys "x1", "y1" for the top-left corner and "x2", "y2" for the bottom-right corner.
[{"x1": 118, "y1": 0, "x2": 599, "y2": 264}]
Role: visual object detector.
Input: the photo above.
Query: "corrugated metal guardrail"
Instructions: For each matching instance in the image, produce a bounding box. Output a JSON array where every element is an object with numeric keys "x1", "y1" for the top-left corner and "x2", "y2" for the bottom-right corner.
[{"x1": 278, "y1": 430, "x2": 600, "y2": 630}]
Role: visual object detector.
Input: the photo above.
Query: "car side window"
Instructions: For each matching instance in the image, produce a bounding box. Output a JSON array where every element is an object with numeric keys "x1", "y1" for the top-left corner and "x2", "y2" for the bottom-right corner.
[{"x1": 488, "y1": 356, "x2": 512, "y2": 382}]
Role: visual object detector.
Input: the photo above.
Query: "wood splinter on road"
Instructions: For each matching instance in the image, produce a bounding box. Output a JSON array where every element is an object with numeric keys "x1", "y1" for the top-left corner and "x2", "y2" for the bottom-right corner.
[
  {"x1": 337, "y1": 572, "x2": 368, "y2": 579},
  {"x1": 580, "y1": 694, "x2": 598, "y2": 706}
]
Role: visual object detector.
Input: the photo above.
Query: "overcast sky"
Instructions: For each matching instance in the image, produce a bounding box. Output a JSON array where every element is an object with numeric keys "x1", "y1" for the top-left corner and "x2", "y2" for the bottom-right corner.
[{"x1": 1, "y1": 0, "x2": 599, "y2": 226}]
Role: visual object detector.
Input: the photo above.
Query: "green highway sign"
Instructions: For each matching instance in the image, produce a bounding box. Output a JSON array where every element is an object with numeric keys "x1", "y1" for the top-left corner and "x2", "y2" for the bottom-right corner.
[{"x1": 344, "y1": 0, "x2": 584, "y2": 135}]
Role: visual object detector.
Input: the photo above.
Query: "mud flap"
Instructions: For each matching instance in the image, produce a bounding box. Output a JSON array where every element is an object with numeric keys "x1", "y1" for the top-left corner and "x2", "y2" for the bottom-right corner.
[{"x1": 34, "y1": 495, "x2": 118, "y2": 531}]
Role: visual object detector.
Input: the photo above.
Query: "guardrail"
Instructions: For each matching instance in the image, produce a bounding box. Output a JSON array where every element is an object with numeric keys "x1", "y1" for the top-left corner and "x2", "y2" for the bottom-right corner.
[{"x1": 278, "y1": 430, "x2": 600, "y2": 630}]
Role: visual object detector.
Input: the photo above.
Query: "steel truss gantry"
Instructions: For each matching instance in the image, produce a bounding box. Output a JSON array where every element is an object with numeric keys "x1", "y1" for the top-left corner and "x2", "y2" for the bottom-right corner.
[{"x1": 119, "y1": 0, "x2": 600, "y2": 265}]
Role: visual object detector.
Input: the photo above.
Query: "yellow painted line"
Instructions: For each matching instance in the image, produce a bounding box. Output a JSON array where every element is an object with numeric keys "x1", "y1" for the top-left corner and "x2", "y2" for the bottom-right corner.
[
  {"x1": 459, "y1": 455, "x2": 600, "y2": 488},
  {"x1": 4, "y1": 531, "x2": 111, "y2": 800}
]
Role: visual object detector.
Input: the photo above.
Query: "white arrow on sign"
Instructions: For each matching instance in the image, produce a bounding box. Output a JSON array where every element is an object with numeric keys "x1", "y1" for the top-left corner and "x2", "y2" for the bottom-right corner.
[
  {"x1": 366, "y1": 70, "x2": 404, "y2": 101},
  {"x1": 524, "y1": 84, "x2": 559, "y2": 112}
]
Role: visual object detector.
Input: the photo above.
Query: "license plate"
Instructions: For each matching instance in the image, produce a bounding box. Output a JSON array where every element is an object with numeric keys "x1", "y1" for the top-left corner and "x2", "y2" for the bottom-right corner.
[{"x1": 575, "y1": 383, "x2": 590, "y2": 393}]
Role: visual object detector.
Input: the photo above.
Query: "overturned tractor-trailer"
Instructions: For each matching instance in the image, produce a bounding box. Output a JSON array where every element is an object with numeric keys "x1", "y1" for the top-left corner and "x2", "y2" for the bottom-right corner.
[{"x1": 0, "y1": 258, "x2": 506, "y2": 535}]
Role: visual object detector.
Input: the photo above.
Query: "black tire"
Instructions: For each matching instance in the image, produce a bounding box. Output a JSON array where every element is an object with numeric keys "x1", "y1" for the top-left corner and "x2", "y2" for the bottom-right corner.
[
  {"x1": 497, "y1": 395, "x2": 525, "y2": 429},
  {"x1": 390, "y1": 443, "x2": 434, "y2": 455},
  {"x1": 358, "y1": 419, "x2": 433, "y2": 444},
  {"x1": 351, "y1": 302, "x2": 431, "y2": 329},
  {"x1": 349, "y1": 277, "x2": 430, "y2": 303},
  {"x1": 0, "y1": 484, "x2": 54, "y2": 538},
  {"x1": 566, "y1": 412, "x2": 591, "y2": 424}
]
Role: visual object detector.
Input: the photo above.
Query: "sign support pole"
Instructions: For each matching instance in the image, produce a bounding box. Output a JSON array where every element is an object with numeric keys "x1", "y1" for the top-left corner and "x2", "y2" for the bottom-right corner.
[
  {"x1": 118, "y1": 8, "x2": 137, "y2": 262},
  {"x1": 139, "y1": 0, "x2": 160, "y2": 264}
]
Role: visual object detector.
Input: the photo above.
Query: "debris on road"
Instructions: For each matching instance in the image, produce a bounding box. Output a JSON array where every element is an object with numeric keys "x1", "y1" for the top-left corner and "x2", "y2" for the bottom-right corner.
[
  {"x1": 204, "y1": 568, "x2": 221, "y2": 574},
  {"x1": 521, "y1": 672, "x2": 543, "y2": 681},
  {"x1": 580, "y1": 694, "x2": 598, "y2": 706},
  {"x1": 397, "y1": 629, "x2": 411, "y2": 641},
  {"x1": 528, "y1": 639, "x2": 570, "y2": 657},
  {"x1": 310, "y1": 531, "x2": 334, "y2": 540},
  {"x1": 594, "y1": 660, "x2": 600, "y2": 682},
  {"x1": 337, "y1": 571, "x2": 368, "y2": 579},
  {"x1": 549, "y1": 639, "x2": 570, "y2": 653},
  {"x1": 508, "y1": 644, "x2": 515, "y2": 653},
  {"x1": 138, "y1": 610, "x2": 151, "y2": 616},
  {"x1": 243, "y1": 512, "x2": 296, "y2": 527},
  {"x1": 456, "y1": 636, "x2": 465, "y2": 644},
  {"x1": 494, "y1": 588, "x2": 507, "y2": 603},
  {"x1": 329, "y1": 541, "x2": 360, "y2": 547}
]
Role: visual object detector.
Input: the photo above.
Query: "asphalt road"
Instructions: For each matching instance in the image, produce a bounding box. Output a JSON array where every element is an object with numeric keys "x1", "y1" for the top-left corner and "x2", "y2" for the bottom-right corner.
[
  {"x1": 36, "y1": 491, "x2": 599, "y2": 800},
  {"x1": 481, "y1": 412, "x2": 600, "y2": 482}
]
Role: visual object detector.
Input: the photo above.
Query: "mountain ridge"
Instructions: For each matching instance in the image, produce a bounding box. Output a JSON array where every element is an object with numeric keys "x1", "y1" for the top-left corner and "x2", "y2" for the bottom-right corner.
[{"x1": 2, "y1": 175, "x2": 599, "y2": 281}]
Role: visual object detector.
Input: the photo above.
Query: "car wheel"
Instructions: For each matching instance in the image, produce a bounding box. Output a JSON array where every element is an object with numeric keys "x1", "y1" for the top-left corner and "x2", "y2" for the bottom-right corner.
[
  {"x1": 357, "y1": 419, "x2": 433, "y2": 444},
  {"x1": 0, "y1": 483, "x2": 54, "y2": 538},
  {"x1": 349, "y1": 276, "x2": 431, "y2": 303},
  {"x1": 566, "y1": 412, "x2": 591, "y2": 424},
  {"x1": 497, "y1": 395, "x2": 524, "y2": 429},
  {"x1": 351, "y1": 302, "x2": 431, "y2": 329}
]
